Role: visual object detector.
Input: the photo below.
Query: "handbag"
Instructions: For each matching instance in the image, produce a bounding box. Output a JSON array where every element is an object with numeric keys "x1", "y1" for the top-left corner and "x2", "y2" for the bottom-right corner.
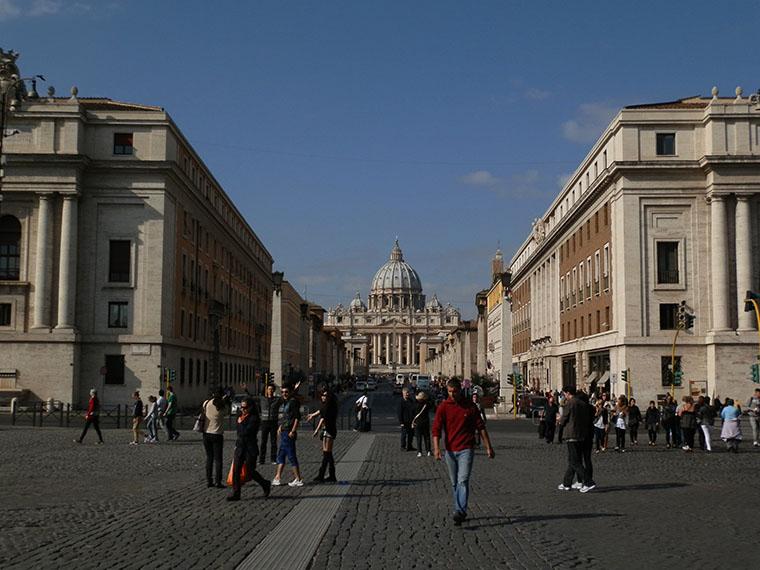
[
  {"x1": 193, "y1": 401, "x2": 208, "y2": 433},
  {"x1": 226, "y1": 460, "x2": 251, "y2": 486}
]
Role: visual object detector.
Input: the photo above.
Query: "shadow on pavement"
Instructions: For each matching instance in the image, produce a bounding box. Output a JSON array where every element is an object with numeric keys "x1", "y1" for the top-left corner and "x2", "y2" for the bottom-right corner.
[
  {"x1": 591, "y1": 482, "x2": 689, "y2": 493},
  {"x1": 464, "y1": 512, "x2": 622, "y2": 529},
  {"x1": 349, "y1": 478, "x2": 437, "y2": 487}
]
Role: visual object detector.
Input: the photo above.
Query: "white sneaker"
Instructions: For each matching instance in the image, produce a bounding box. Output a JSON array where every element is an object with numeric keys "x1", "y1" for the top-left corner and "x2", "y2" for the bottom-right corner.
[
  {"x1": 417, "y1": 452, "x2": 422, "y2": 457},
  {"x1": 580, "y1": 484, "x2": 596, "y2": 493},
  {"x1": 426, "y1": 451, "x2": 432, "y2": 457},
  {"x1": 288, "y1": 479, "x2": 304, "y2": 487},
  {"x1": 571, "y1": 482, "x2": 583, "y2": 490},
  {"x1": 557, "y1": 484, "x2": 572, "y2": 491},
  {"x1": 271, "y1": 479, "x2": 281, "y2": 486}
]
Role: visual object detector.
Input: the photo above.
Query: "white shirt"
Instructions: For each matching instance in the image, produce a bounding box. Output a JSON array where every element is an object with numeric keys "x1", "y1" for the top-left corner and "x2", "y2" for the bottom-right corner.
[{"x1": 356, "y1": 395, "x2": 369, "y2": 409}]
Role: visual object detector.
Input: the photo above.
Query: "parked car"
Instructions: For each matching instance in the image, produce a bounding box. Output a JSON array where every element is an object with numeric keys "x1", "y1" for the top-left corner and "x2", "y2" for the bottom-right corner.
[
  {"x1": 366, "y1": 378, "x2": 377, "y2": 391},
  {"x1": 355, "y1": 381, "x2": 368, "y2": 392}
]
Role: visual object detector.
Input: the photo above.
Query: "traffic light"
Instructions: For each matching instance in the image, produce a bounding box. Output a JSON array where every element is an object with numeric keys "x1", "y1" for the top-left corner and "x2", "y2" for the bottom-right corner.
[
  {"x1": 507, "y1": 373, "x2": 514, "y2": 386},
  {"x1": 684, "y1": 313, "x2": 695, "y2": 329},
  {"x1": 752, "y1": 364, "x2": 760, "y2": 384},
  {"x1": 673, "y1": 369, "x2": 683, "y2": 386},
  {"x1": 744, "y1": 290, "x2": 760, "y2": 313},
  {"x1": 515, "y1": 373, "x2": 523, "y2": 390},
  {"x1": 169, "y1": 368, "x2": 176, "y2": 384},
  {"x1": 621, "y1": 369, "x2": 628, "y2": 383},
  {"x1": 678, "y1": 300, "x2": 695, "y2": 330}
]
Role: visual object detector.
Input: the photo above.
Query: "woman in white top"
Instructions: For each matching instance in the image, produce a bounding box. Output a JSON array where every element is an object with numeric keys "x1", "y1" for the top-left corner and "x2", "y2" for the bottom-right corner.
[
  {"x1": 144, "y1": 395, "x2": 159, "y2": 443},
  {"x1": 613, "y1": 396, "x2": 628, "y2": 452},
  {"x1": 202, "y1": 388, "x2": 230, "y2": 488}
]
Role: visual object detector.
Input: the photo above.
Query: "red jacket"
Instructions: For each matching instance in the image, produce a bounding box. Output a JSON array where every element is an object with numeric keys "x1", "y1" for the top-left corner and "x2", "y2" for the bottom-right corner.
[
  {"x1": 432, "y1": 397, "x2": 485, "y2": 452},
  {"x1": 86, "y1": 397, "x2": 99, "y2": 419}
]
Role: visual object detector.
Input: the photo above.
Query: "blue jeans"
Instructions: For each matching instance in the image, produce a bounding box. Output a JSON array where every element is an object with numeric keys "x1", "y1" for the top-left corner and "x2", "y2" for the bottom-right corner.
[
  {"x1": 276, "y1": 432, "x2": 299, "y2": 468},
  {"x1": 444, "y1": 448, "x2": 474, "y2": 515}
]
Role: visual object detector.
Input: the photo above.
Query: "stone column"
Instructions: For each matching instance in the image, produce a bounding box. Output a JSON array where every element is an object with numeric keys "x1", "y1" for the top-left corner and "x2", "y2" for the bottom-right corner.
[
  {"x1": 32, "y1": 193, "x2": 54, "y2": 331},
  {"x1": 710, "y1": 195, "x2": 730, "y2": 331},
  {"x1": 735, "y1": 195, "x2": 754, "y2": 330},
  {"x1": 55, "y1": 194, "x2": 79, "y2": 331},
  {"x1": 385, "y1": 334, "x2": 390, "y2": 365},
  {"x1": 406, "y1": 334, "x2": 412, "y2": 366},
  {"x1": 269, "y1": 288, "x2": 282, "y2": 385}
]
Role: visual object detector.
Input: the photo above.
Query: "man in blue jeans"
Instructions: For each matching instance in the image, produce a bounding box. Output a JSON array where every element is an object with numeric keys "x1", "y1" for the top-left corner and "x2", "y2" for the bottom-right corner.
[
  {"x1": 272, "y1": 384, "x2": 304, "y2": 487},
  {"x1": 432, "y1": 378, "x2": 495, "y2": 525}
]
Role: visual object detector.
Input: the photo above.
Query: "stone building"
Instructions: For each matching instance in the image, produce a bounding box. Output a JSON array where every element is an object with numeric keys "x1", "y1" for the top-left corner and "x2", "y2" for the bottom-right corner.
[
  {"x1": 426, "y1": 320, "x2": 479, "y2": 380},
  {"x1": 504, "y1": 87, "x2": 760, "y2": 403},
  {"x1": 0, "y1": 52, "x2": 273, "y2": 405},
  {"x1": 324, "y1": 239, "x2": 461, "y2": 376}
]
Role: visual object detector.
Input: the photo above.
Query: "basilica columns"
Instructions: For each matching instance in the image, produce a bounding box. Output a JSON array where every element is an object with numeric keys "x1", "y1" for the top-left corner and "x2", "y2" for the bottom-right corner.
[
  {"x1": 55, "y1": 194, "x2": 78, "y2": 331},
  {"x1": 735, "y1": 195, "x2": 754, "y2": 330},
  {"x1": 385, "y1": 334, "x2": 390, "y2": 364},
  {"x1": 32, "y1": 193, "x2": 54, "y2": 330},
  {"x1": 710, "y1": 195, "x2": 730, "y2": 331}
]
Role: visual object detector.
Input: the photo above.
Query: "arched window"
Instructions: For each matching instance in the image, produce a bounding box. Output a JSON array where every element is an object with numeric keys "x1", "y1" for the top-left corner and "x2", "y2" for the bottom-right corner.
[{"x1": 0, "y1": 215, "x2": 21, "y2": 281}]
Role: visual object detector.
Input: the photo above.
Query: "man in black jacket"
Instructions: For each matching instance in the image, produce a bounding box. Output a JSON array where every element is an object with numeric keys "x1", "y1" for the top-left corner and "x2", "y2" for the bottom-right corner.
[
  {"x1": 258, "y1": 384, "x2": 280, "y2": 465},
  {"x1": 397, "y1": 388, "x2": 416, "y2": 451},
  {"x1": 557, "y1": 385, "x2": 595, "y2": 493}
]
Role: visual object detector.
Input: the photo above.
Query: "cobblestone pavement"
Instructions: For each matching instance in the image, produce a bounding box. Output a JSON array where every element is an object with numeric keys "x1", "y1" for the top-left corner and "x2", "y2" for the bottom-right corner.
[{"x1": 1, "y1": 388, "x2": 758, "y2": 569}]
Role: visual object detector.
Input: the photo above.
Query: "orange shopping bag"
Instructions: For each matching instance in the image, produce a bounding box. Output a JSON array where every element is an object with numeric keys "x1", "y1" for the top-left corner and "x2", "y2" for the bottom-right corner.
[{"x1": 226, "y1": 459, "x2": 250, "y2": 486}]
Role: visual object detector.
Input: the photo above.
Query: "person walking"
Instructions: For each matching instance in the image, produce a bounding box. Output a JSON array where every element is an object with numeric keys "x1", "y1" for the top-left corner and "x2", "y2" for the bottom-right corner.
[
  {"x1": 592, "y1": 400, "x2": 608, "y2": 452},
  {"x1": 130, "y1": 391, "x2": 143, "y2": 446},
  {"x1": 306, "y1": 389, "x2": 338, "y2": 483},
  {"x1": 747, "y1": 388, "x2": 760, "y2": 448},
  {"x1": 397, "y1": 388, "x2": 416, "y2": 451},
  {"x1": 627, "y1": 398, "x2": 642, "y2": 446},
  {"x1": 432, "y1": 378, "x2": 495, "y2": 526},
  {"x1": 202, "y1": 388, "x2": 230, "y2": 488},
  {"x1": 556, "y1": 385, "x2": 594, "y2": 493},
  {"x1": 354, "y1": 390, "x2": 369, "y2": 431},
  {"x1": 412, "y1": 392, "x2": 432, "y2": 457},
  {"x1": 544, "y1": 395, "x2": 559, "y2": 444},
  {"x1": 258, "y1": 384, "x2": 280, "y2": 465},
  {"x1": 144, "y1": 395, "x2": 159, "y2": 443},
  {"x1": 720, "y1": 398, "x2": 743, "y2": 453},
  {"x1": 227, "y1": 397, "x2": 271, "y2": 501},
  {"x1": 272, "y1": 384, "x2": 304, "y2": 487},
  {"x1": 696, "y1": 395, "x2": 714, "y2": 452},
  {"x1": 155, "y1": 389, "x2": 167, "y2": 441},
  {"x1": 678, "y1": 395, "x2": 697, "y2": 452},
  {"x1": 472, "y1": 393, "x2": 487, "y2": 446},
  {"x1": 576, "y1": 391, "x2": 596, "y2": 491},
  {"x1": 163, "y1": 385, "x2": 180, "y2": 441},
  {"x1": 74, "y1": 388, "x2": 104, "y2": 445},
  {"x1": 645, "y1": 400, "x2": 660, "y2": 446},
  {"x1": 662, "y1": 396, "x2": 677, "y2": 448},
  {"x1": 612, "y1": 396, "x2": 628, "y2": 452}
]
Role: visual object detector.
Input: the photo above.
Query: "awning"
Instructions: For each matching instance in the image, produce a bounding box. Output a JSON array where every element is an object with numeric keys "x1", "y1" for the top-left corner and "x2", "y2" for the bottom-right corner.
[
  {"x1": 598, "y1": 371, "x2": 610, "y2": 386},
  {"x1": 585, "y1": 371, "x2": 598, "y2": 384}
]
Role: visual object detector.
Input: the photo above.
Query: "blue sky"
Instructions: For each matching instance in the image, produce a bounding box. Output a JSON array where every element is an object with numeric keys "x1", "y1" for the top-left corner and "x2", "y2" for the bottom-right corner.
[{"x1": 3, "y1": 1, "x2": 759, "y2": 317}]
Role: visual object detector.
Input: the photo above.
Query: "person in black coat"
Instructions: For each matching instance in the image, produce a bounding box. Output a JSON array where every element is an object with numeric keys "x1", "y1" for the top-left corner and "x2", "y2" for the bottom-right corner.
[
  {"x1": 544, "y1": 396, "x2": 559, "y2": 444},
  {"x1": 227, "y1": 397, "x2": 271, "y2": 501},
  {"x1": 412, "y1": 392, "x2": 432, "y2": 456},
  {"x1": 627, "y1": 398, "x2": 642, "y2": 446},
  {"x1": 645, "y1": 401, "x2": 660, "y2": 446},
  {"x1": 397, "y1": 388, "x2": 417, "y2": 451}
]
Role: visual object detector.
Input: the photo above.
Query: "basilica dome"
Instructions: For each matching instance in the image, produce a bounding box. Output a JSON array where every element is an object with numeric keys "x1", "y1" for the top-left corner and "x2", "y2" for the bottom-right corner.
[{"x1": 371, "y1": 239, "x2": 422, "y2": 294}]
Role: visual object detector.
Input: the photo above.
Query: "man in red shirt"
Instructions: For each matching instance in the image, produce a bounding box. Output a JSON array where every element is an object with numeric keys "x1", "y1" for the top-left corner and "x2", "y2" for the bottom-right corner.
[{"x1": 432, "y1": 378, "x2": 495, "y2": 525}]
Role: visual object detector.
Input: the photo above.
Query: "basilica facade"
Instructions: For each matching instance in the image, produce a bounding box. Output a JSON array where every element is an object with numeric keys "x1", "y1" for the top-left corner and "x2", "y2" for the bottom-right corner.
[{"x1": 324, "y1": 240, "x2": 461, "y2": 376}]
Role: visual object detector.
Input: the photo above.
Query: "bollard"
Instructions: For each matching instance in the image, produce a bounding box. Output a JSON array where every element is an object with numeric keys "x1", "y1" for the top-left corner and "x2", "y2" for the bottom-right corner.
[
  {"x1": 32, "y1": 402, "x2": 37, "y2": 427},
  {"x1": 65, "y1": 403, "x2": 70, "y2": 428}
]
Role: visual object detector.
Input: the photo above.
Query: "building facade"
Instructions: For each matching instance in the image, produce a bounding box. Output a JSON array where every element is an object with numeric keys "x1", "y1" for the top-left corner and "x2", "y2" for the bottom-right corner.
[
  {"x1": 504, "y1": 88, "x2": 760, "y2": 403},
  {"x1": 324, "y1": 240, "x2": 461, "y2": 376},
  {"x1": 0, "y1": 53, "x2": 273, "y2": 405}
]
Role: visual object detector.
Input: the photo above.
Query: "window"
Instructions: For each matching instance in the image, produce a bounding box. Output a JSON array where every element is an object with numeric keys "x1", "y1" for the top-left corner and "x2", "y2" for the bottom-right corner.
[
  {"x1": 660, "y1": 304, "x2": 679, "y2": 330},
  {"x1": 656, "y1": 242, "x2": 679, "y2": 284},
  {"x1": 594, "y1": 251, "x2": 601, "y2": 294},
  {"x1": 180, "y1": 309, "x2": 185, "y2": 337},
  {"x1": 594, "y1": 162, "x2": 598, "y2": 178},
  {"x1": 189, "y1": 358, "x2": 194, "y2": 385},
  {"x1": 108, "y1": 240, "x2": 131, "y2": 283},
  {"x1": 586, "y1": 256, "x2": 592, "y2": 298},
  {"x1": 108, "y1": 302, "x2": 128, "y2": 328},
  {"x1": 603, "y1": 244, "x2": 610, "y2": 290},
  {"x1": 603, "y1": 150, "x2": 608, "y2": 169},
  {"x1": 0, "y1": 215, "x2": 21, "y2": 280},
  {"x1": 571, "y1": 268, "x2": 577, "y2": 306},
  {"x1": 578, "y1": 262, "x2": 584, "y2": 303},
  {"x1": 104, "y1": 354, "x2": 125, "y2": 385},
  {"x1": 113, "y1": 133, "x2": 134, "y2": 155},
  {"x1": 180, "y1": 357, "x2": 185, "y2": 385},
  {"x1": 560, "y1": 276, "x2": 565, "y2": 311},
  {"x1": 656, "y1": 133, "x2": 676, "y2": 156},
  {"x1": 580, "y1": 315, "x2": 585, "y2": 336},
  {"x1": 0, "y1": 303, "x2": 11, "y2": 326},
  {"x1": 605, "y1": 306, "x2": 610, "y2": 330},
  {"x1": 661, "y1": 355, "x2": 681, "y2": 386}
]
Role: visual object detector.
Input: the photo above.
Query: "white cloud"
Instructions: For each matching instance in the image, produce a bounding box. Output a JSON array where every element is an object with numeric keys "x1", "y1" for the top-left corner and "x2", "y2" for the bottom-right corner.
[
  {"x1": 523, "y1": 87, "x2": 550, "y2": 101},
  {"x1": 561, "y1": 102, "x2": 618, "y2": 144},
  {"x1": 0, "y1": 0, "x2": 21, "y2": 20},
  {"x1": 460, "y1": 169, "x2": 546, "y2": 199},
  {"x1": 29, "y1": 0, "x2": 61, "y2": 16},
  {"x1": 0, "y1": 0, "x2": 92, "y2": 19},
  {"x1": 556, "y1": 172, "x2": 572, "y2": 189}
]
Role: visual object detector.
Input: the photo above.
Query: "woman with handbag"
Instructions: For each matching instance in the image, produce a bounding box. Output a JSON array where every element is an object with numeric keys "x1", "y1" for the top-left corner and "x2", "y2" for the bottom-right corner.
[
  {"x1": 613, "y1": 396, "x2": 628, "y2": 452},
  {"x1": 228, "y1": 397, "x2": 271, "y2": 501},
  {"x1": 200, "y1": 388, "x2": 229, "y2": 488}
]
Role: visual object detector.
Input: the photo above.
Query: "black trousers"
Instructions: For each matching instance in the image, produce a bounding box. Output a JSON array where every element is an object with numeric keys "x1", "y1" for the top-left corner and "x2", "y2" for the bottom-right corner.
[
  {"x1": 648, "y1": 427, "x2": 658, "y2": 443},
  {"x1": 563, "y1": 441, "x2": 586, "y2": 487},
  {"x1": 629, "y1": 424, "x2": 639, "y2": 443},
  {"x1": 203, "y1": 433, "x2": 224, "y2": 484},
  {"x1": 545, "y1": 423, "x2": 556, "y2": 444},
  {"x1": 400, "y1": 424, "x2": 414, "y2": 450},
  {"x1": 79, "y1": 416, "x2": 103, "y2": 443},
  {"x1": 581, "y1": 438, "x2": 594, "y2": 485},
  {"x1": 232, "y1": 447, "x2": 268, "y2": 495},
  {"x1": 682, "y1": 427, "x2": 696, "y2": 449},
  {"x1": 415, "y1": 425, "x2": 431, "y2": 453},
  {"x1": 259, "y1": 421, "x2": 278, "y2": 463},
  {"x1": 165, "y1": 415, "x2": 179, "y2": 440},
  {"x1": 615, "y1": 428, "x2": 626, "y2": 449}
]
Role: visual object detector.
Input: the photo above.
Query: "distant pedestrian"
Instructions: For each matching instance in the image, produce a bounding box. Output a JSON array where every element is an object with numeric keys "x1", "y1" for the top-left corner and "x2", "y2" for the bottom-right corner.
[
  {"x1": 627, "y1": 398, "x2": 641, "y2": 446},
  {"x1": 227, "y1": 397, "x2": 271, "y2": 501},
  {"x1": 306, "y1": 389, "x2": 338, "y2": 483},
  {"x1": 696, "y1": 395, "x2": 713, "y2": 452},
  {"x1": 557, "y1": 386, "x2": 594, "y2": 493},
  {"x1": 272, "y1": 384, "x2": 304, "y2": 487},
  {"x1": 472, "y1": 393, "x2": 487, "y2": 446},
  {"x1": 74, "y1": 388, "x2": 104, "y2": 444},
  {"x1": 612, "y1": 396, "x2": 628, "y2": 452},
  {"x1": 720, "y1": 398, "x2": 743, "y2": 453},
  {"x1": 645, "y1": 400, "x2": 660, "y2": 446},
  {"x1": 593, "y1": 400, "x2": 608, "y2": 452},
  {"x1": 678, "y1": 396, "x2": 697, "y2": 452},
  {"x1": 662, "y1": 396, "x2": 677, "y2": 448},
  {"x1": 145, "y1": 395, "x2": 159, "y2": 443},
  {"x1": 432, "y1": 378, "x2": 495, "y2": 526},
  {"x1": 576, "y1": 391, "x2": 596, "y2": 491},
  {"x1": 412, "y1": 392, "x2": 432, "y2": 457},
  {"x1": 164, "y1": 385, "x2": 180, "y2": 441},
  {"x1": 202, "y1": 388, "x2": 230, "y2": 488},
  {"x1": 155, "y1": 389, "x2": 167, "y2": 439},
  {"x1": 130, "y1": 391, "x2": 143, "y2": 446},
  {"x1": 257, "y1": 384, "x2": 280, "y2": 465},
  {"x1": 747, "y1": 388, "x2": 760, "y2": 448},
  {"x1": 354, "y1": 390, "x2": 369, "y2": 431},
  {"x1": 544, "y1": 395, "x2": 559, "y2": 444},
  {"x1": 398, "y1": 388, "x2": 416, "y2": 451}
]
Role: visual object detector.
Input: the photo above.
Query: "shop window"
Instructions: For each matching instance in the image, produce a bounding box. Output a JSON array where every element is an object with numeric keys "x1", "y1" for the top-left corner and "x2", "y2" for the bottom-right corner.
[{"x1": 0, "y1": 215, "x2": 21, "y2": 280}]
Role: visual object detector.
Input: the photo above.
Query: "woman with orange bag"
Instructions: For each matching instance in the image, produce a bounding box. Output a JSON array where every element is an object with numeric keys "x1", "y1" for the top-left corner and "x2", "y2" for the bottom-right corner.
[{"x1": 227, "y1": 397, "x2": 271, "y2": 501}]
